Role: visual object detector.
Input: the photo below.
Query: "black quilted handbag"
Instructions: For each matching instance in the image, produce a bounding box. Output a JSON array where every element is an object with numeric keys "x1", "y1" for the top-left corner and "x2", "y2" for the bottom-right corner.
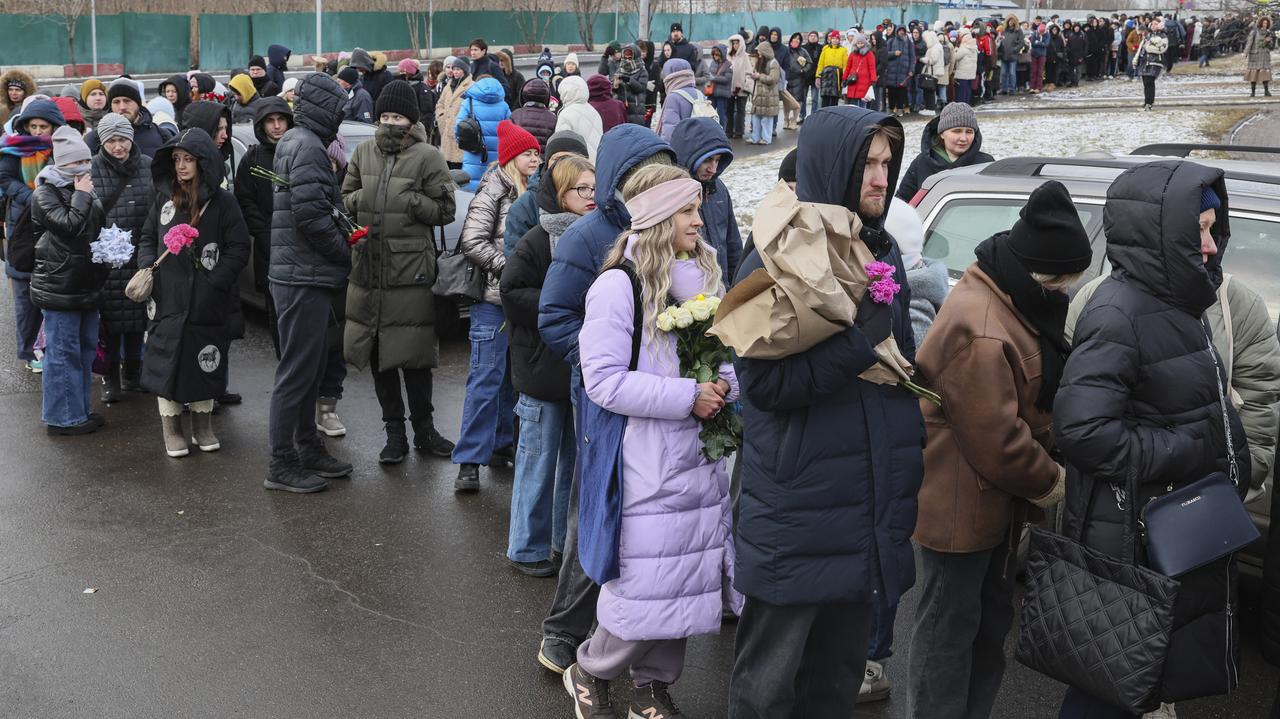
[{"x1": 1015, "y1": 473, "x2": 1180, "y2": 715}]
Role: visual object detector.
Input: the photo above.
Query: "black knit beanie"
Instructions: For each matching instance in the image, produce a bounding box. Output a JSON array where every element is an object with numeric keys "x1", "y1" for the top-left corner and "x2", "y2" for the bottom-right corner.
[
  {"x1": 1007, "y1": 180, "x2": 1092, "y2": 275},
  {"x1": 106, "y1": 80, "x2": 142, "y2": 108},
  {"x1": 248, "y1": 55, "x2": 267, "y2": 70},
  {"x1": 374, "y1": 79, "x2": 420, "y2": 124}
]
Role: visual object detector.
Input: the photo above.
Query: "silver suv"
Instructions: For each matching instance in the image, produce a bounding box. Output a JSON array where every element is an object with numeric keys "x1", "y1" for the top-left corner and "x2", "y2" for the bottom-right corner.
[{"x1": 910, "y1": 144, "x2": 1280, "y2": 577}]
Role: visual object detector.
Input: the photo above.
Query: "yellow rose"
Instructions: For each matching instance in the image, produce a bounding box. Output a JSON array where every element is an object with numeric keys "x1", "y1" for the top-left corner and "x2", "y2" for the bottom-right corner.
[{"x1": 695, "y1": 293, "x2": 706, "y2": 301}]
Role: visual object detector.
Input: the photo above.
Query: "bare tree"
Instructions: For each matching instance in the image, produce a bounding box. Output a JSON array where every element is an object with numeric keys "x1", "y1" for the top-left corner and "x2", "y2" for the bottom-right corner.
[
  {"x1": 510, "y1": 0, "x2": 556, "y2": 48},
  {"x1": 573, "y1": 0, "x2": 608, "y2": 49},
  {"x1": 23, "y1": 0, "x2": 89, "y2": 66},
  {"x1": 404, "y1": 0, "x2": 424, "y2": 54}
]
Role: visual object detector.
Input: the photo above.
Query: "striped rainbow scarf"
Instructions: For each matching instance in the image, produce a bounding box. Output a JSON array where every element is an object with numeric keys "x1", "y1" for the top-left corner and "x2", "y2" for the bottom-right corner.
[{"x1": 1, "y1": 134, "x2": 53, "y2": 189}]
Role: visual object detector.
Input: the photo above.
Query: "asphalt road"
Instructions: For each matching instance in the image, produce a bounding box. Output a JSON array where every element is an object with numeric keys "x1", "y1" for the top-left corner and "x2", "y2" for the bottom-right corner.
[{"x1": 2, "y1": 113, "x2": 1278, "y2": 718}]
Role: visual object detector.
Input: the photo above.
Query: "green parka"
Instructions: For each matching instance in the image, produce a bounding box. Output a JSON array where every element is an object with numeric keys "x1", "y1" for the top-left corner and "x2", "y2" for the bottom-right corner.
[{"x1": 342, "y1": 122, "x2": 456, "y2": 371}]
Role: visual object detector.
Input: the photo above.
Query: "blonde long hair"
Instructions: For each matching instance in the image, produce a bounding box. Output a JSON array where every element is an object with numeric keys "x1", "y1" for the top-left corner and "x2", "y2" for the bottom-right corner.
[
  {"x1": 500, "y1": 158, "x2": 530, "y2": 197},
  {"x1": 601, "y1": 164, "x2": 722, "y2": 351}
]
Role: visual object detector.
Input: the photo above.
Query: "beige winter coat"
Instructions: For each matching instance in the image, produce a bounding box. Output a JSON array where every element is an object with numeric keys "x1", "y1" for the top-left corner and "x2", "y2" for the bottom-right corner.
[
  {"x1": 435, "y1": 76, "x2": 474, "y2": 164},
  {"x1": 750, "y1": 44, "x2": 781, "y2": 116}
]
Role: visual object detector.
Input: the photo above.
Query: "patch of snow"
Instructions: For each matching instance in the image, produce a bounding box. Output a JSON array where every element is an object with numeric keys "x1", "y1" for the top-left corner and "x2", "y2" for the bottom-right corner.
[{"x1": 722, "y1": 108, "x2": 1223, "y2": 234}]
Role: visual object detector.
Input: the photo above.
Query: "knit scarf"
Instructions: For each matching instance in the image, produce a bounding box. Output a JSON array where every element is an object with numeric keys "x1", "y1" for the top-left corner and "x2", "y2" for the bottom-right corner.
[
  {"x1": 974, "y1": 232, "x2": 1071, "y2": 413},
  {"x1": 538, "y1": 209, "x2": 579, "y2": 253},
  {"x1": 1, "y1": 134, "x2": 52, "y2": 189}
]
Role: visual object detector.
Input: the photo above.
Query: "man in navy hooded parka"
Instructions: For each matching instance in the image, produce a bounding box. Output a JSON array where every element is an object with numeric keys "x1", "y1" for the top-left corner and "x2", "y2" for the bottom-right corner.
[
  {"x1": 534, "y1": 123, "x2": 676, "y2": 672},
  {"x1": 727, "y1": 106, "x2": 925, "y2": 718}
]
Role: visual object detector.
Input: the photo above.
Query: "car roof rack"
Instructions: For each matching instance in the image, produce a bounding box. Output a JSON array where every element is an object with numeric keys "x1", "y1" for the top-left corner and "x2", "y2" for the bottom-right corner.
[
  {"x1": 979, "y1": 155, "x2": 1280, "y2": 189},
  {"x1": 1131, "y1": 143, "x2": 1280, "y2": 158}
]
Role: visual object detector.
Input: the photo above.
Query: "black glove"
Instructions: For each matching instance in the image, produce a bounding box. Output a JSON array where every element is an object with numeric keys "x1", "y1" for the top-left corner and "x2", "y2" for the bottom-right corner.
[{"x1": 856, "y1": 299, "x2": 893, "y2": 347}]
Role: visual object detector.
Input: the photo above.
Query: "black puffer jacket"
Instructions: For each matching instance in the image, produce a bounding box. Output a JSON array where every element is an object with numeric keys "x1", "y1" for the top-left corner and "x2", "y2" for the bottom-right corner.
[
  {"x1": 91, "y1": 144, "x2": 153, "y2": 333},
  {"x1": 268, "y1": 72, "x2": 351, "y2": 289},
  {"x1": 29, "y1": 177, "x2": 107, "y2": 311},
  {"x1": 1056, "y1": 160, "x2": 1249, "y2": 703},
  {"x1": 509, "y1": 79, "x2": 557, "y2": 153},
  {"x1": 896, "y1": 115, "x2": 995, "y2": 201},
  {"x1": 734, "y1": 107, "x2": 924, "y2": 607},
  {"x1": 234, "y1": 96, "x2": 293, "y2": 292},
  {"x1": 137, "y1": 128, "x2": 250, "y2": 403},
  {"x1": 500, "y1": 178, "x2": 572, "y2": 402}
]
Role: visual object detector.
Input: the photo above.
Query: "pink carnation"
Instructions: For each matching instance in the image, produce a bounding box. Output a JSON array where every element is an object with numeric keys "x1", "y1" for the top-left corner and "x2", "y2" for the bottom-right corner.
[
  {"x1": 865, "y1": 261, "x2": 896, "y2": 280},
  {"x1": 869, "y1": 276, "x2": 901, "y2": 304},
  {"x1": 163, "y1": 224, "x2": 199, "y2": 255}
]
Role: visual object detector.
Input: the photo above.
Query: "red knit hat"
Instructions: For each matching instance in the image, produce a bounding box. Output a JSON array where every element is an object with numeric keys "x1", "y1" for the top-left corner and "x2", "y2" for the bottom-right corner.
[{"x1": 498, "y1": 120, "x2": 540, "y2": 166}]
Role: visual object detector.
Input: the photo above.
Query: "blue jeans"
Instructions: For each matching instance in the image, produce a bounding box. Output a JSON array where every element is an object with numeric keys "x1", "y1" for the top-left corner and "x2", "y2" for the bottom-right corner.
[
  {"x1": 712, "y1": 96, "x2": 730, "y2": 131},
  {"x1": 508, "y1": 394, "x2": 575, "y2": 562},
  {"x1": 41, "y1": 308, "x2": 97, "y2": 427},
  {"x1": 751, "y1": 113, "x2": 775, "y2": 144},
  {"x1": 1001, "y1": 59, "x2": 1018, "y2": 92},
  {"x1": 452, "y1": 302, "x2": 514, "y2": 464},
  {"x1": 867, "y1": 593, "x2": 898, "y2": 661},
  {"x1": 808, "y1": 83, "x2": 821, "y2": 117},
  {"x1": 998, "y1": 58, "x2": 1018, "y2": 91},
  {"x1": 10, "y1": 278, "x2": 41, "y2": 361},
  {"x1": 938, "y1": 84, "x2": 948, "y2": 104}
]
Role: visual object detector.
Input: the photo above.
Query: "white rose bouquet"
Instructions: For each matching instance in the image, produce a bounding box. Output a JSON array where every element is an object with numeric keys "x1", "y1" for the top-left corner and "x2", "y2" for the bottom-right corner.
[{"x1": 656, "y1": 293, "x2": 742, "y2": 461}]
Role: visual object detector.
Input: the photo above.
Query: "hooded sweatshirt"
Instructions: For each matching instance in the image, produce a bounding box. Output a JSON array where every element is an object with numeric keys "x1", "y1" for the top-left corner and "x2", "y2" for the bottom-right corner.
[
  {"x1": 234, "y1": 96, "x2": 294, "y2": 292},
  {"x1": 727, "y1": 36, "x2": 751, "y2": 94},
  {"x1": 671, "y1": 117, "x2": 741, "y2": 288},
  {"x1": 735, "y1": 106, "x2": 922, "y2": 608},
  {"x1": 228, "y1": 73, "x2": 265, "y2": 124},
  {"x1": 181, "y1": 100, "x2": 235, "y2": 181},
  {"x1": 157, "y1": 73, "x2": 192, "y2": 121},
  {"x1": 587, "y1": 75, "x2": 627, "y2": 133},
  {"x1": 267, "y1": 44, "x2": 292, "y2": 89}
]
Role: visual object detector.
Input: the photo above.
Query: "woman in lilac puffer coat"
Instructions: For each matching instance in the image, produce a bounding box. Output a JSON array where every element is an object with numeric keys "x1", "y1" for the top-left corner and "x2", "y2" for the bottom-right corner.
[{"x1": 564, "y1": 163, "x2": 740, "y2": 718}]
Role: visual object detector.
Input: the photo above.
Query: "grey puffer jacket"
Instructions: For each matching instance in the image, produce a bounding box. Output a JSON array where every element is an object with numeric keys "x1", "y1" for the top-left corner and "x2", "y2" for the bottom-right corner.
[
  {"x1": 268, "y1": 73, "x2": 351, "y2": 289},
  {"x1": 91, "y1": 145, "x2": 153, "y2": 334},
  {"x1": 459, "y1": 165, "x2": 516, "y2": 305}
]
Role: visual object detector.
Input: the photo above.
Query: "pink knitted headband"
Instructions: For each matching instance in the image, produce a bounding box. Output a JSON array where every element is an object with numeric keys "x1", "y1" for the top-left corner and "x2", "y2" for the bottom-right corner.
[{"x1": 626, "y1": 178, "x2": 702, "y2": 231}]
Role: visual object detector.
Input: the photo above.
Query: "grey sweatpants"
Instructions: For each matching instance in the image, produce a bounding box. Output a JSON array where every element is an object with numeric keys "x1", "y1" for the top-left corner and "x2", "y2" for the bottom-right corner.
[{"x1": 577, "y1": 625, "x2": 688, "y2": 686}]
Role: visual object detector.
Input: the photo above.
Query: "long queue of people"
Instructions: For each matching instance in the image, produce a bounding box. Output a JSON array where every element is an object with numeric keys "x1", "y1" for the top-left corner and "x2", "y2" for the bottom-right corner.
[{"x1": 1, "y1": 23, "x2": 1278, "y2": 719}]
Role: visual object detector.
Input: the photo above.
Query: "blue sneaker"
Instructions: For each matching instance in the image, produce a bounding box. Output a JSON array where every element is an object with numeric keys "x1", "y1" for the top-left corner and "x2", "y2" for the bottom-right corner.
[{"x1": 26, "y1": 359, "x2": 42, "y2": 374}]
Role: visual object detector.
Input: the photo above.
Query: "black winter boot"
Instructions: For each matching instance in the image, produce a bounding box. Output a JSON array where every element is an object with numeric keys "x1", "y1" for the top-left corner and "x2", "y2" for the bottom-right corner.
[
  {"x1": 263, "y1": 456, "x2": 328, "y2": 494},
  {"x1": 412, "y1": 420, "x2": 456, "y2": 458},
  {"x1": 298, "y1": 435, "x2": 353, "y2": 478},
  {"x1": 380, "y1": 422, "x2": 410, "y2": 464},
  {"x1": 121, "y1": 358, "x2": 143, "y2": 392}
]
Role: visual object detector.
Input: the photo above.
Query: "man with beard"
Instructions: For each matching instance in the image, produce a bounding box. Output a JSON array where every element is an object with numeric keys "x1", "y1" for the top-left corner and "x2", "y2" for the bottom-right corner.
[
  {"x1": 728, "y1": 105, "x2": 924, "y2": 719},
  {"x1": 668, "y1": 22, "x2": 701, "y2": 66}
]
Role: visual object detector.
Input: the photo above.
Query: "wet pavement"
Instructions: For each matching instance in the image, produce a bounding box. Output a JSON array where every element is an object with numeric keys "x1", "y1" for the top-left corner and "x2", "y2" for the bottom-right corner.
[{"x1": 3, "y1": 293, "x2": 1276, "y2": 718}]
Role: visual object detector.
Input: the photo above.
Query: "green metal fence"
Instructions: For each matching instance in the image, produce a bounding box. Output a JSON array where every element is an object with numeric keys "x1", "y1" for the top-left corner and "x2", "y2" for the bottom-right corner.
[{"x1": 1, "y1": 6, "x2": 937, "y2": 73}]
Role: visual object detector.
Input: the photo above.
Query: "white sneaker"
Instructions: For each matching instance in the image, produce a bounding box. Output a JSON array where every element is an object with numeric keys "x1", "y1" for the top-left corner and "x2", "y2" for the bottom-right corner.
[
  {"x1": 857, "y1": 659, "x2": 891, "y2": 704},
  {"x1": 1143, "y1": 703, "x2": 1177, "y2": 719}
]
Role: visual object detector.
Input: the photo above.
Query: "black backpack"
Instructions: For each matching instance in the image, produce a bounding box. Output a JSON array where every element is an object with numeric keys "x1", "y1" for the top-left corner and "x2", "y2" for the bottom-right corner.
[{"x1": 455, "y1": 97, "x2": 487, "y2": 161}]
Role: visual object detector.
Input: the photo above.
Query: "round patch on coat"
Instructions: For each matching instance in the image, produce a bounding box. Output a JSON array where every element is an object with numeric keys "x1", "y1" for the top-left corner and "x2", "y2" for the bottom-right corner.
[
  {"x1": 197, "y1": 345, "x2": 221, "y2": 373},
  {"x1": 199, "y1": 243, "x2": 220, "y2": 270},
  {"x1": 160, "y1": 200, "x2": 176, "y2": 225},
  {"x1": 146, "y1": 298, "x2": 156, "y2": 320}
]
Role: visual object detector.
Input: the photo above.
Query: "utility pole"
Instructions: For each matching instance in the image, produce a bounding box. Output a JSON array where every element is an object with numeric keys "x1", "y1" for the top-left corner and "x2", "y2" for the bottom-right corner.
[
  {"x1": 316, "y1": 0, "x2": 323, "y2": 59},
  {"x1": 639, "y1": 0, "x2": 650, "y2": 40},
  {"x1": 91, "y1": 0, "x2": 98, "y2": 75}
]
